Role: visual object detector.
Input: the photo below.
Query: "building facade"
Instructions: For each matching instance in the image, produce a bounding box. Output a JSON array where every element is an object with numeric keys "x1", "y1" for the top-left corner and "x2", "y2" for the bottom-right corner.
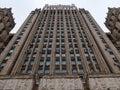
[
  {"x1": 0, "y1": 5, "x2": 120, "y2": 90},
  {"x1": 105, "y1": 7, "x2": 120, "y2": 53},
  {"x1": 0, "y1": 8, "x2": 15, "y2": 54}
]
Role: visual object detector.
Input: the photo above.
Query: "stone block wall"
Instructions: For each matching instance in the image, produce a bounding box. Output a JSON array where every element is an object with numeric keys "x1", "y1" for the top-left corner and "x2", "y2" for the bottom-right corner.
[{"x1": 0, "y1": 79, "x2": 34, "y2": 90}]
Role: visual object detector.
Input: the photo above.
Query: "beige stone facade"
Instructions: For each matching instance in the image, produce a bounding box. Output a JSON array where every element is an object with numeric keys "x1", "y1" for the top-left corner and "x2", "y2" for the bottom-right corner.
[
  {"x1": 105, "y1": 8, "x2": 120, "y2": 53},
  {"x1": 0, "y1": 5, "x2": 120, "y2": 90},
  {"x1": 0, "y1": 8, "x2": 15, "y2": 54}
]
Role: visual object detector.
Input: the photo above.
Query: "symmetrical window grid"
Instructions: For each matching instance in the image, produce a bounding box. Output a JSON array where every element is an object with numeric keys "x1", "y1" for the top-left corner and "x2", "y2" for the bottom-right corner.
[
  {"x1": 85, "y1": 12, "x2": 120, "y2": 69},
  {"x1": 0, "y1": 14, "x2": 34, "y2": 72},
  {"x1": 19, "y1": 9, "x2": 104, "y2": 75}
]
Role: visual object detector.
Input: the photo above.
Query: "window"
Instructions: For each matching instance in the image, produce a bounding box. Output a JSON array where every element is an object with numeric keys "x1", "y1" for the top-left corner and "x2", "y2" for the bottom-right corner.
[
  {"x1": 41, "y1": 54, "x2": 45, "y2": 57},
  {"x1": 38, "y1": 70, "x2": 43, "y2": 74},
  {"x1": 35, "y1": 48, "x2": 38, "y2": 51},
  {"x1": 90, "y1": 52, "x2": 95, "y2": 57},
  {"x1": 5, "y1": 56, "x2": 10, "y2": 60},
  {"x1": 24, "y1": 61, "x2": 28, "y2": 65},
  {"x1": 47, "y1": 54, "x2": 51, "y2": 57},
  {"x1": 106, "y1": 48, "x2": 112, "y2": 52},
  {"x1": 0, "y1": 63, "x2": 6, "y2": 67},
  {"x1": 43, "y1": 48, "x2": 47, "y2": 50},
  {"x1": 62, "y1": 54, "x2": 66, "y2": 57},
  {"x1": 114, "y1": 61, "x2": 120, "y2": 66},
  {"x1": 46, "y1": 61, "x2": 50, "y2": 66},
  {"x1": 55, "y1": 61, "x2": 60, "y2": 65},
  {"x1": 45, "y1": 70, "x2": 50, "y2": 74},
  {"x1": 76, "y1": 54, "x2": 80, "y2": 57},
  {"x1": 78, "y1": 61, "x2": 82, "y2": 65},
  {"x1": 9, "y1": 50, "x2": 13, "y2": 53},
  {"x1": 62, "y1": 69, "x2": 67, "y2": 73},
  {"x1": 62, "y1": 61, "x2": 66, "y2": 65},
  {"x1": 32, "y1": 54, "x2": 36, "y2": 57},
  {"x1": 79, "y1": 67, "x2": 84, "y2": 73},
  {"x1": 71, "y1": 61, "x2": 76, "y2": 65},
  {"x1": 70, "y1": 54, "x2": 74, "y2": 57},
  {"x1": 56, "y1": 54, "x2": 60, "y2": 57},
  {"x1": 21, "y1": 69, "x2": 25, "y2": 74},
  {"x1": 90, "y1": 68, "x2": 94, "y2": 73},
  {"x1": 55, "y1": 69, "x2": 60, "y2": 73},
  {"x1": 96, "y1": 68, "x2": 100, "y2": 72},
  {"x1": 72, "y1": 69, "x2": 77, "y2": 73},
  {"x1": 27, "y1": 69, "x2": 32, "y2": 74},
  {"x1": 30, "y1": 48, "x2": 33, "y2": 51},
  {"x1": 30, "y1": 61, "x2": 34, "y2": 65},
  {"x1": 27, "y1": 54, "x2": 31, "y2": 57},
  {"x1": 93, "y1": 60, "x2": 97, "y2": 64},
  {"x1": 87, "y1": 60, "x2": 91, "y2": 64},
  {"x1": 110, "y1": 52, "x2": 115, "y2": 58},
  {"x1": 84, "y1": 52, "x2": 89, "y2": 57},
  {"x1": 39, "y1": 61, "x2": 44, "y2": 65}
]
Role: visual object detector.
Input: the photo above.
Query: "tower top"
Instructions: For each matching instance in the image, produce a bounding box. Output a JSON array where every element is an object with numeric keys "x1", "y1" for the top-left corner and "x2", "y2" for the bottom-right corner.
[{"x1": 43, "y1": 4, "x2": 77, "y2": 10}]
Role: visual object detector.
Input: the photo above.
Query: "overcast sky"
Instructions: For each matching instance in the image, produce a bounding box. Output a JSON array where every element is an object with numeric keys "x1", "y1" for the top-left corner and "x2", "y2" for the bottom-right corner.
[{"x1": 0, "y1": 0, "x2": 120, "y2": 33}]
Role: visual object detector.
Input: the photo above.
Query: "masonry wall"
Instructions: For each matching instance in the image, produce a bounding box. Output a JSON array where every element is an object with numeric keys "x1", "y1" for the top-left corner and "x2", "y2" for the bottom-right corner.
[
  {"x1": 0, "y1": 5, "x2": 120, "y2": 90},
  {"x1": 0, "y1": 8, "x2": 15, "y2": 54}
]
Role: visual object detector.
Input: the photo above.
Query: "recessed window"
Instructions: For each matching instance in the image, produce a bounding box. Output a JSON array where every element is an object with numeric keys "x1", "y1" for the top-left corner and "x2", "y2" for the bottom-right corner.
[
  {"x1": 55, "y1": 69, "x2": 60, "y2": 73},
  {"x1": 72, "y1": 69, "x2": 77, "y2": 73},
  {"x1": 30, "y1": 61, "x2": 34, "y2": 65},
  {"x1": 62, "y1": 61, "x2": 66, "y2": 65},
  {"x1": 47, "y1": 54, "x2": 51, "y2": 57},
  {"x1": 24, "y1": 61, "x2": 28, "y2": 65},
  {"x1": 78, "y1": 61, "x2": 82, "y2": 65},
  {"x1": 70, "y1": 54, "x2": 74, "y2": 57},
  {"x1": 46, "y1": 61, "x2": 50, "y2": 66},
  {"x1": 87, "y1": 60, "x2": 91, "y2": 64},
  {"x1": 5, "y1": 56, "x2": 10, "y2": 60},
  {"x1": 84, "y1": 52, "x2": 89, "y2": 57},
  {"x1": 38, "y1": 70, "x2": 43, "y2": 74},
  {"x1": 90, "y1": 52, "x2": 95, "y2": 57},
  {"x1": 93, "y1": 60, "x2": 97, "y2": 64},
  {"x1": 9, "y1": 50, "x2": 13, "y2": 53},
  {"x1": 0, "y1": 63, "x2": 6, "y2": 67},
  {"x1": 90, "y1": 68, "x2": 94, "y2": 73},
  {"x1": 76, "y1": 54, "x2": 80, "y2": 57},
  {"x1": 62, "y1": 54, "x2": 66, "y2": 57},
  {"x1": 62, "y1": 69, "x2": 67, "y2": 73},
  {"x1": 21, "y1": 69, "x2": 25, "y2": 74},
  {"x1": 96, "y1": 68, "x2": 100, "y2": 72},
  {"x1": 71, "y1": 61, "x2": 76, "y2": 65},
  {"x1": 114, "y1": 60, "x2": 120, "y2": 66},
  {"x1": 110, "y1": 52, "x2": 115, "y2": 58},
  {"x1": 27, "y1": 54, "x2": 31, "y2": 57},
  {"x1": 56, "y1": 54, "x2": 60, "y2": 57},
  {"x1": 39, "y1": 61, "x2": 44, "y2": 65},
  {"x1": 27, "y1": 69, "x2": 32, "y2": 74},
  {"x1": 55, "y1": 61, "x2": 60, "y2": 65},
  {"x1": 30, "y1": 48, "x2": 33, "y2": 51},
  {"x1": 35, "y1": 48, "x2": 38, "y2": 51},
  {"x1": 79, "y1": 68, "x2": 84, "y2": 73},
  {"x1": 41, "y1": 54, "x2": 45, "y2": 57},
  {"x1": 45, "y1": 70, "x2": 50, "y2": 74},
  {"x1": 32, "y1": 54, "x2": 36, "y2": 57}
]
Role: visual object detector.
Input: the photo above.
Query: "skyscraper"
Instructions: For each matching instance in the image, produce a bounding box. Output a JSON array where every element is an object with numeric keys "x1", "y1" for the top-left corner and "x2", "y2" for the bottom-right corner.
[{"x1": 0, "y1": 4, "x2": 120, "y2": 90}]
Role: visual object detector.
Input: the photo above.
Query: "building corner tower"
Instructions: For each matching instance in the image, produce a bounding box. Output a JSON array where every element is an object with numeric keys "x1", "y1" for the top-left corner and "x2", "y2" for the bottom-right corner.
[
  {"x1": 0, "y1": 8, "x2": 15, "y2": 54},
  {"x1": 105, "y1": 7, "x2": 120, "y2": 53}
]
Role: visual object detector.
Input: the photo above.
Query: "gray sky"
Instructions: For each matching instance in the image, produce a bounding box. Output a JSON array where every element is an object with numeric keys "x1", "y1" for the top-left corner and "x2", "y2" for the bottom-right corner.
[{"x1": 0, "y1": 0, "x2": 120, "y2": 33}]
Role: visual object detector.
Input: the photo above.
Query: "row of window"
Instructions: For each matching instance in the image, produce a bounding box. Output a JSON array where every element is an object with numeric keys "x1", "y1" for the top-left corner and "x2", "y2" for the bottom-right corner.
[{"x1": 0, "y1": 14, "x2": 35, "y2": 72}]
